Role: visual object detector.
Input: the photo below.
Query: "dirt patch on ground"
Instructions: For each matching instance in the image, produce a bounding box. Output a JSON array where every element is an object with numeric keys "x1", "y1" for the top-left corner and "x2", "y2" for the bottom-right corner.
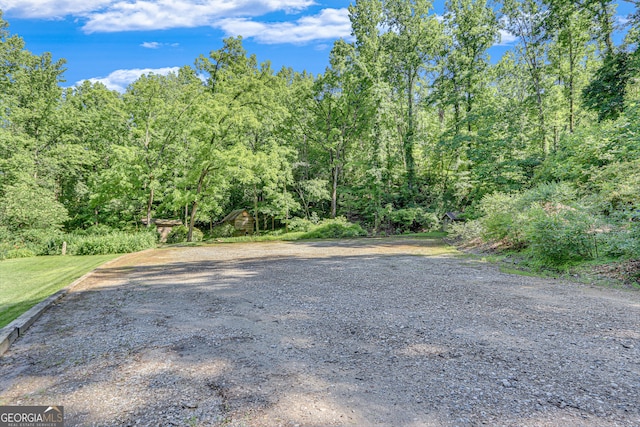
[
  {"x1": 592, "y1": 259, "x2": 640, "y2": 288},
  {"x1": 1, "y1": 238, "x2": 639, "y2": 426}
]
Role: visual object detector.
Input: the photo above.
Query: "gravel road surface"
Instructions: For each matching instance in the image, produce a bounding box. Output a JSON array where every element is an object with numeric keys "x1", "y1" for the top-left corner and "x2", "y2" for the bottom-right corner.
[{"x1": 0, "y1": 238, "x2": 639, "y2": 426}]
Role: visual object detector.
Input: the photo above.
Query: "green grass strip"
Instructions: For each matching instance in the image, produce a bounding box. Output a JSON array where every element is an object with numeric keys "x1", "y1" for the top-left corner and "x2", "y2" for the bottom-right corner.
[{"x1": 0, "y1": 254, "x2": 118, "y2": 328}]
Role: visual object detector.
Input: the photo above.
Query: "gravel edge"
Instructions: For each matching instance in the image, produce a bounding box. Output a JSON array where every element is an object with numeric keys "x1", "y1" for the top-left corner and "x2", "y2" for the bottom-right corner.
[{"x1": 0, "y1": 249, "x2": 152, "y2": 356}]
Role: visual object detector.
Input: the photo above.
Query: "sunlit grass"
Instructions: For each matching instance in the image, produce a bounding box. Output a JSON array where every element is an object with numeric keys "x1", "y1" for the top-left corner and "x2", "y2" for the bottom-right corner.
[{"x1": 0, "y1": 254, "x2": 117, "y2": 328}]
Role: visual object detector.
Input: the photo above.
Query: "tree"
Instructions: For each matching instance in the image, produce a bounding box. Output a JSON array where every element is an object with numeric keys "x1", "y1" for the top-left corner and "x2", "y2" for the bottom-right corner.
[
  {"x1": 583, "y1": 49, "x2": 639, "y2": 121},
  {"x1": 57, "y1": 81, "x2": 128, "y2": 227},
  {"x1": 381, "y1": 0, "x2": 442, "y2": 198},
  {"x1": 193, "y1": 37, "x2": 289, "y2": 238},
  {"x1": 502, "y1": 0, "x2": 552, "y2": 155},
  {"x1": 440, "y1": 0, "x2": 499, "y2": 133},
  {"x1": 0, "y1": 181, "x2": 68, "y2": 231},
  {"x1": 122, "y1": 67, "x2": 202, "y2": 228},
  {"x1": 312, "y1": 40, "x2": 372, "y2": 218}
]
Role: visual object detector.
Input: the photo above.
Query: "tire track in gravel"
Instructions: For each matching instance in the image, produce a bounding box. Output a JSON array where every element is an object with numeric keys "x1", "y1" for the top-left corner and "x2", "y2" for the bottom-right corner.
[{"x1": 0, "y1": 238, "x2": 639, "y2": 426}]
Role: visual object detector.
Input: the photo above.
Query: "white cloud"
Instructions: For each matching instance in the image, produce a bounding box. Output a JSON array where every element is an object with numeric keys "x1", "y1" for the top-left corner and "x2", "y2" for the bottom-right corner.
[
  {"x1": 0, "y1": 0, "x2": 315, "y2": 33},
  {"x1": 78, "y1": 66, "x2": 180, "y2": 92},
  {"x1": 0, "y1": 0, "x2": 351, "y2": 45},
  {"x1": 216, "y1": 8, "x2": 352, "y2": 44},
  {"x1": 616, "y1": 15, "x2": 630, "y2": 26},
  {"x1": 496, "y1": 29, "x2": 518, "y2": 46},
  {"x1": 89, "y1": 0, "x2": 314, "y2": 33},
  {"x1": 141, "y1": 41, "x2": 161, "y2": 49},
  {"x1": 0, "y1": 0, "x2": 112, "y2": 19},
  {"x1": 140, "y1": 41, "x2": 179, "y2": 48}
]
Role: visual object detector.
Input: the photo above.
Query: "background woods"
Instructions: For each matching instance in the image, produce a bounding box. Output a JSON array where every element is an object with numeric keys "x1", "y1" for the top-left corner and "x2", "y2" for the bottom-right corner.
[{"x1": 0, "y1": 1, "x2": 639, "y2": 264}]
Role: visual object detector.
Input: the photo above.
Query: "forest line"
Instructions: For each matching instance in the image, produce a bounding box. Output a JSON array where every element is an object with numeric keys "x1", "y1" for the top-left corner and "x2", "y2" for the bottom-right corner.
[{"x1": 0, "y1": 0, "x2": 639, "y2": 266}]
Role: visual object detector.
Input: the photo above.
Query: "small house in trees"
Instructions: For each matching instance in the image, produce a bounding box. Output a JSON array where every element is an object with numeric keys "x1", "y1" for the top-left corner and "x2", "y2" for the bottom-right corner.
[
  {"x1": 222, "y1": 209, "x2": 255, "y2": 236},
  {"x1": 141, "y1": 218, "x2": 183, "y2": 242},
  {"x1": 441, "y1": 212, "x2": 465, "y2": 231}
]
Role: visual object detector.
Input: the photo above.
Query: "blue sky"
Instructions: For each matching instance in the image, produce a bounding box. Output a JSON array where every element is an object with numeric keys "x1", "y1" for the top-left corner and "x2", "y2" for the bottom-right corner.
[{"x1": 0, "y1": 0, "x2": 635, "y2": 92}]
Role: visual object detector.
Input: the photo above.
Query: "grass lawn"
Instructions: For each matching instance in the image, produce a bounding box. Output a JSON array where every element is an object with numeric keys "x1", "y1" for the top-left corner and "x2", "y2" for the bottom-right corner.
[{"x1": 0, "y1": 254, "x2": 118, "y2": 328}]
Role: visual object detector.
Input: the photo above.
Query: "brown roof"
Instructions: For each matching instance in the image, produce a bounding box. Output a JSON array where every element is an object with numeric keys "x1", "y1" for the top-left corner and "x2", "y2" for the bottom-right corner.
[
  {"x1": 140, "y1": 218, "x2": 183, "y2": 226},
  {"x1": 221, "y1": 209, "x2": 252, "y2": 223}
]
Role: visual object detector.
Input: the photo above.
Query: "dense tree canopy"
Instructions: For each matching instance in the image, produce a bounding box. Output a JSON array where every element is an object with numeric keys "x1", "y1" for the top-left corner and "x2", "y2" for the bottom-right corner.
[{"x1": 0, "y1": 1, "x2": 638, "y2": 254}]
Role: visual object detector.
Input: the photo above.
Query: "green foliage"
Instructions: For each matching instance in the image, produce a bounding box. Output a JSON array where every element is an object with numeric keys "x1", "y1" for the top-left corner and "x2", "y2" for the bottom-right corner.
[
  {"x1": 385, "y1": 206, "x2": 439, "y2": 233},
  {"x1": 520, "y1": 182, "x2": 577, "y2": 206},
  {"x1": 587, "y1": 160, "x2": 640, "y2": 214},
  {"x1": 83, "y1": 224, "x2": 115, "y2": 236},
  {"x1": 300, "y1": 217, "x2": 367, "y2": 239},
  {"x1": 477, "y1": 192, "x2": 526, "y2": 244},
  {"x1": 583, "y1": 51, "x2": 638, "y2": 121},
  {"x1": 447, "y1": 219, "x2": 484, "y2": 242},
  {"x1": 73, "y1": 232, "x2": 157, "y2": 255},
  {"x1": 600, "y1": 220, "x2": 640, "y2": 259},
  {"x1": 209, "y1": 224, "x2": 236, "y2": 238},
  {"x1": 525, "y1": 205, "x2": 596, "y2": 266},
  {"x1": 0, "y1": 228, "x2": 64, "y2": 259},
  {"x1": 0, "y1": 8, "x2": 638, "y2": 271},
  {"x1": 4, "y1": 248, "x2": 36, "y2": 259},
  {"x1": 167, "y1": 225, "x2": 203, "y2": 244},
  {"x1": 286, "y1": 217, "x2": 315, "y2": 232},
  {"x1": 0, "y1": 182, "x2": 69, "y2": 231}
]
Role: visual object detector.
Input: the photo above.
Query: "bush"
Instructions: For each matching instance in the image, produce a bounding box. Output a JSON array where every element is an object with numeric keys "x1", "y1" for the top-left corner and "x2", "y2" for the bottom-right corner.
[
  {"x1": 74, "y1": 231, "x2": 157, "y2": 255},
  {"x1": 4, "y1": 248, "x2": 36, "y2": 259},
  {"x1": 166, "y1": 225, "x2": 203, "y2": 243},
  {"x1": 600, "y1": 221, "x2": 640, "y2": 258},
  {"x1": 209, "y1": 224, "x2": 236, "y2": 238},
  {"x1": 18, "y1": 229, "x2": 64, "y2": 252},
  {"x1": 477, "y1": 192, "x2": 527, "y2": 245},
  {"x1": 83, "y1": 224, "x2": 115, "y2": 236},
  {"x1": 447, "y1": 219, "x2": 483, "y2": 242},
  {"x1": 286, "y1": 217, "x2": 315, "y2": 232},
  {"x1": 387, "y1": 207, "x2": 439, "y2": 233},
  {"x1": 520, "y1": 181, "x2": 577, "y2": 206},
  {"x1": 300, "y1": 217, "x2": 367, "y2": 239},
  {"x1": 525, "y1": 205, "x2": 596, "y2": 266}
]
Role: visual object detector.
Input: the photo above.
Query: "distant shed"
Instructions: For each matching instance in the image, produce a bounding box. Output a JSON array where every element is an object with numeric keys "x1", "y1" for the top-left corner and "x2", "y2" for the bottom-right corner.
[
  {"x1": 141, "y1": 218, "x2": 183, "y2": 242},
  {"x1": 222, "y1": 209, "x2": 255, "y2": 236},
  {"x1": 442, "y1": 212, "x2": 465, "y2": 231}
]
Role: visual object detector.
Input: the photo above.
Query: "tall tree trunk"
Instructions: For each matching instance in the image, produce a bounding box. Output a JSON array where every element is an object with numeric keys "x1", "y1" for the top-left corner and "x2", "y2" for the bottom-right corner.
[
  {"x1": 146, "y1": 185, "x2": 154, "y2": 228},
  {"x1": 188, "y1": 169, "x2": 208, "y2": 242},
  {"x1": 254, "y1": 183, "x2": 260, "y2": 233},
  {"x1": 568, "y1": 31, "x2": 575, "y2": 133},
  {"x1": 331, "y1": 162, "x2": 339, "y2": 219},
  {"x1": 404, "y1": 72, "x2": 416, "y2": 198}
]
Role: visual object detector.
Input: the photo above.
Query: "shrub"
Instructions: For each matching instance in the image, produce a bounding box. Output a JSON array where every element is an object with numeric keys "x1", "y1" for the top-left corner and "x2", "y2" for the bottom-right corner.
[
  {"x1": 18, "y1": 229, "x2": 63, "y2": 252},
  {"x1": 601, "y1": 221, "x2": 640, "y2": 258},
  {"x1": 525, "y1": 205, "x2": 596, "y2": 266},
  {"x1": 286, "y1": 217, "x2": 315, "y2": 232},
  {"x1": 84, "y1": 224, "x2": 115, "y2": 236},
  {"x1": 520, "y1": 181, "x2": 577, "y2": 206},
  {"x1": 300, "y1": 217, "x2": 367, "y2": 239},
  {"x1": 209, "y1": 224, "x2": 236, "y2": 238},
  {"x1": 74, "y1": 231, "x2": 157, "y2": 255},
  {"x1": 477, "y1": 192, "x2": 527, "y2": 245},
  {"x1": 4, "y1": 248, "x2": 36, "y2": 259},
  {"x1": 166, "y1": 225, "x2": 203, "y2": 243},
  {"x1": 387, "y1": 207, "x2": 439, "y2": 233},
  {"x1": 447, "y1": 219, "x2": 483, "y2": 242}
]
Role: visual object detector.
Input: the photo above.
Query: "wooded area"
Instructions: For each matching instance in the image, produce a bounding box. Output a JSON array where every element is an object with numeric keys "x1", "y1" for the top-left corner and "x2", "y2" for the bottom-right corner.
[{"x1": 0, "y1": 0, "x2": 639, "y2": 265}]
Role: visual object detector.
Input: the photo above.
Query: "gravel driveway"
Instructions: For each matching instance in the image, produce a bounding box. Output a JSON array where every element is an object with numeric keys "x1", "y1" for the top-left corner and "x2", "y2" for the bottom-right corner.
[{"x1": 0, "y1": 238, "x2": 639, "y2": 426}]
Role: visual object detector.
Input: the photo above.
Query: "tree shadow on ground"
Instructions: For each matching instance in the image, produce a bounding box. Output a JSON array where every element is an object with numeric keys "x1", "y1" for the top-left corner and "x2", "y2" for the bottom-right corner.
[{"x1": 1, "y1": 241, "x2": 639, "y2": 426}]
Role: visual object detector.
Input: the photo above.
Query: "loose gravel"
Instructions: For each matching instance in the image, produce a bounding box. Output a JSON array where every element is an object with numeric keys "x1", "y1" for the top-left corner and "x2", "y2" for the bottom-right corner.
[{"x1": 0, "y1": 238, "x2": 639, "y2": 427}]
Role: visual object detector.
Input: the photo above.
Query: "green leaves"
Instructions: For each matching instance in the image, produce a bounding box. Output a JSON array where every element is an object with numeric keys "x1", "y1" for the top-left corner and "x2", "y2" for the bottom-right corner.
[{"x1": 0, "y1": 181, "x2": 69, "y2": 230}]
